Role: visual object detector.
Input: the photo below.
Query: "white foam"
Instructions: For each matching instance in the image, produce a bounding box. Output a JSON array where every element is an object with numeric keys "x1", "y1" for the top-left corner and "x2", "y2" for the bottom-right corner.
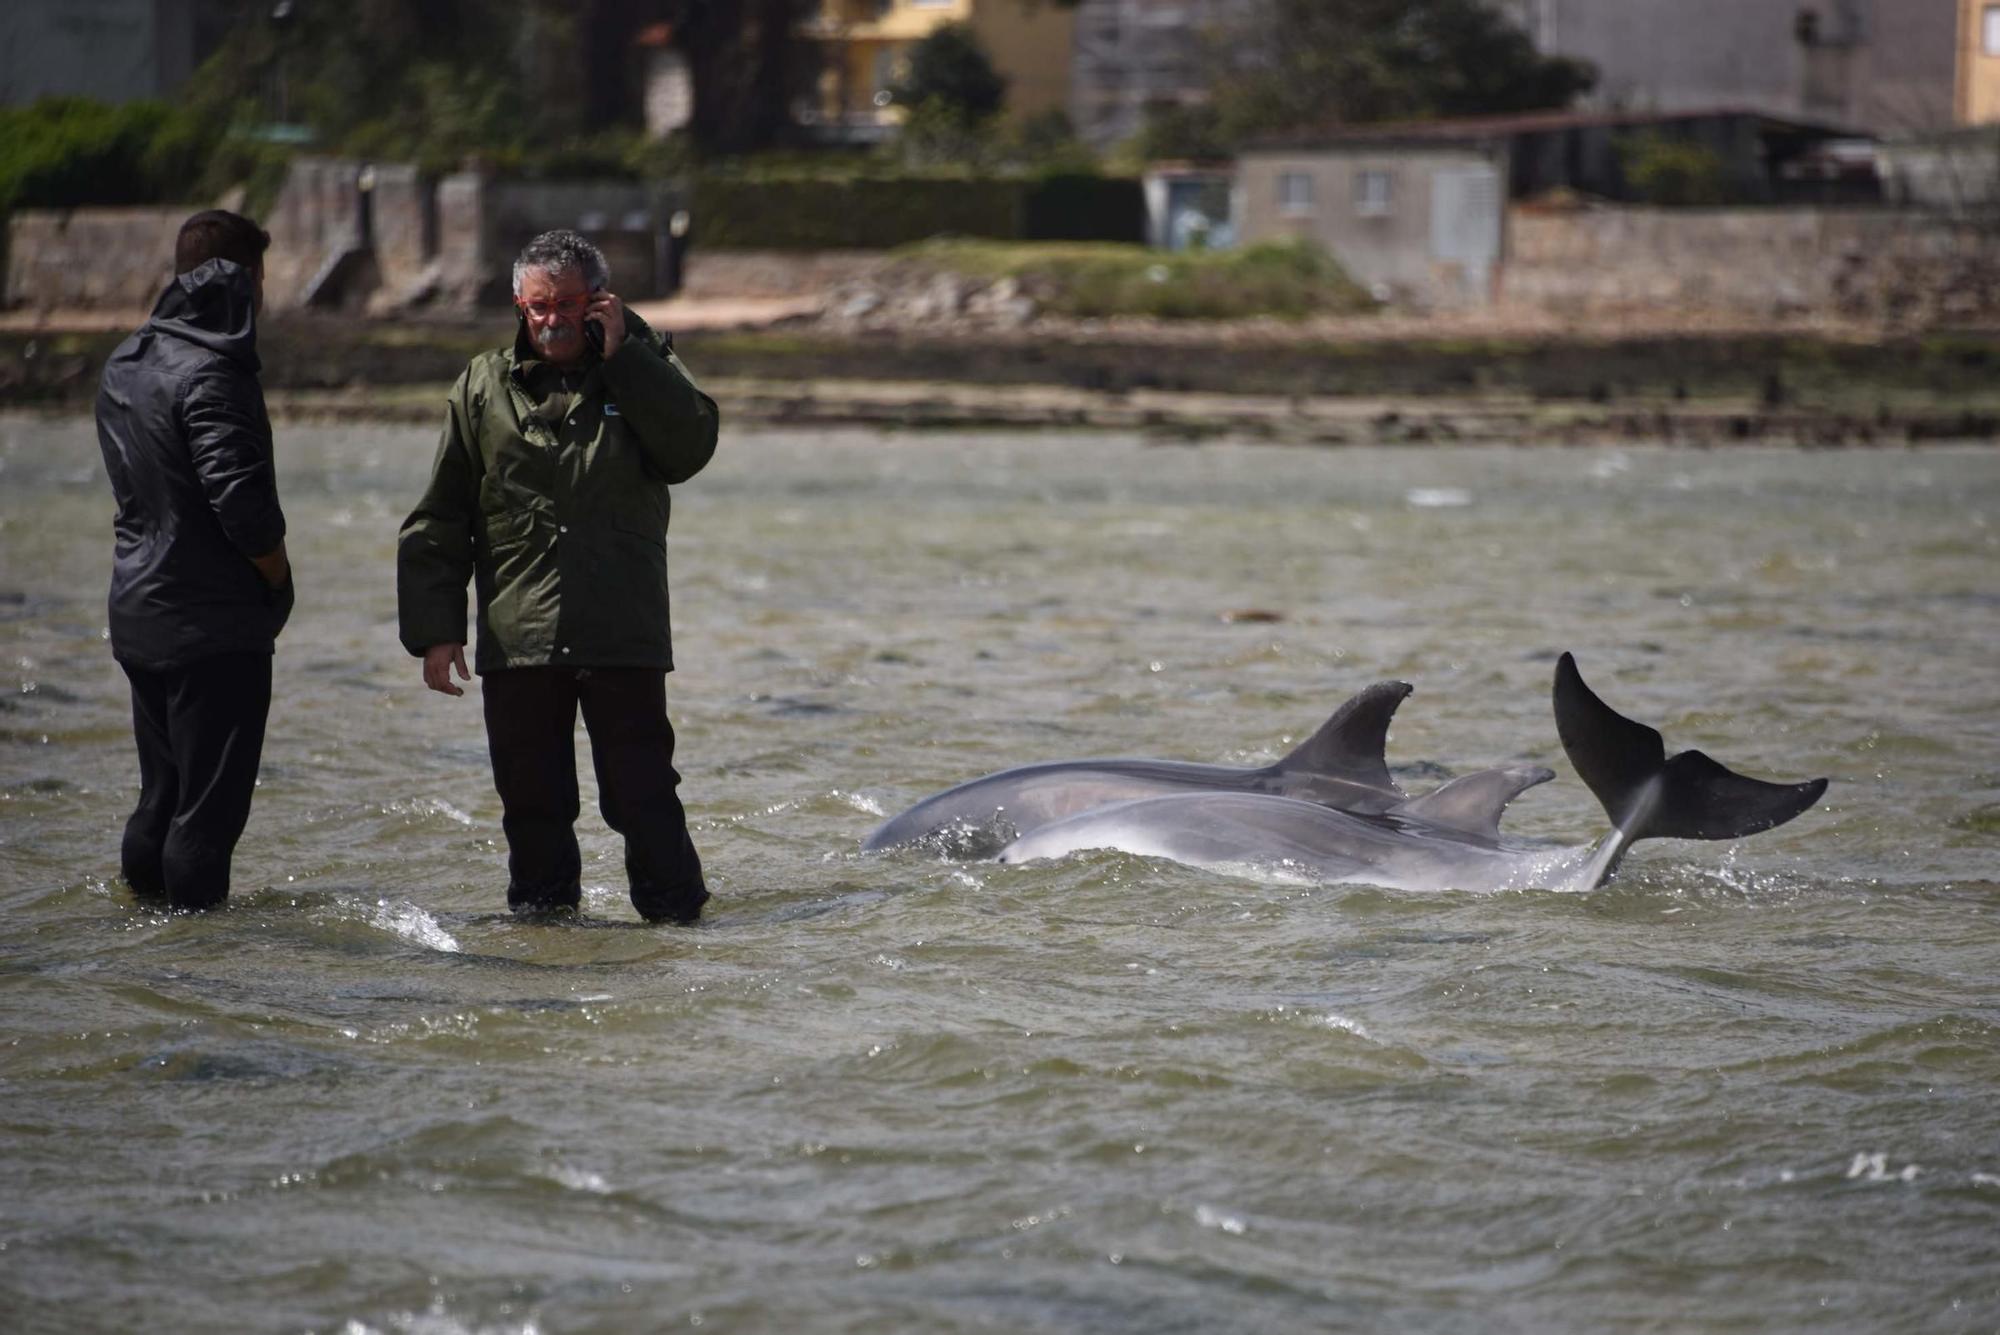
[
  {"x1": 1195, "y1": 1204, "x2": 1248, "y2": 1235},
  {"x1": 370, "y1": 900, "x2": 461, "y2": 954},
  {"x1": 546, "y1": 1164, "x2": 612, "y2": 1194},
  {"x1": 340, "y1": 1298, "x2": 545, "y2": 1334},
  {"x1": 1319, "y1": 1013, "x2": 1372, "y2": 1040},
  {"x1": 1406, "y1": 487, "x2": 1473, "y2": 508},
  {"x1": 1845, "y1": 1152, "x2": 1920, "y2": 1183},
  {"x1": 836, "y1": 789, "x2": 887, "y2": 817}
]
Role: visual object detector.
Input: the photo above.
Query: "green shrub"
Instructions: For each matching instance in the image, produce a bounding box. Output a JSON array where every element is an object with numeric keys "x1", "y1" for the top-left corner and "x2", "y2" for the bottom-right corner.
[
  {"x1": 900, "y1": 238, "x2": 1373, "y2": 320},
  {"x1": 1022, "y1": 174, "x2": 1144, "y2": 243},
  {"x1": 694, "y1": 172, "x2": 1145, "y2": 249},
  {"x1": 1617, "y1": 133, "x2": 1732, "y2": 206},
  {"x1": 0, "y1": 98, "x2": 217, "y2": 213}
]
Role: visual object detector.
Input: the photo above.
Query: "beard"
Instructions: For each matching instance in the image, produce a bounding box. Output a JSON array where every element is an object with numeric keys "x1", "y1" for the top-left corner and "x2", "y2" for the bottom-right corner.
[{"x1": 533, "y1": 322, "x2": 580, "y2": 356}]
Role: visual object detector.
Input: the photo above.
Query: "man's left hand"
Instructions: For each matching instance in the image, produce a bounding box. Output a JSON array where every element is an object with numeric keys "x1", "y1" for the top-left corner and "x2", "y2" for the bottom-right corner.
[{"x1": 587, "y1": 291, "x2": 625, "y2": 359}]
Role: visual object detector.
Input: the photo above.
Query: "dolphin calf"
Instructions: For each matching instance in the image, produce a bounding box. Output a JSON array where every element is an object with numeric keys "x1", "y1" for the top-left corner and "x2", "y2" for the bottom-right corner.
[
  {"x1": 862, "y1": 681, "x2": 1416, "y2": 856},
  {"x1": 995, "y1": 654, "x2": 1828, "y2": 894}
]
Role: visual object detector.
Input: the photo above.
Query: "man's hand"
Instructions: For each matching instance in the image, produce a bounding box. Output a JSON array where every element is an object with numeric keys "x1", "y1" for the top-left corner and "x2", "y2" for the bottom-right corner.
[
  {"x1": 423, "y1": 643, "x2": 470, "y2": 697},
  {"x1": 587, "y1": 290, "x2": 625, "y2": 359},
  {"x1": 251, "y1": 540, "x2": 290, "y2": 590}
]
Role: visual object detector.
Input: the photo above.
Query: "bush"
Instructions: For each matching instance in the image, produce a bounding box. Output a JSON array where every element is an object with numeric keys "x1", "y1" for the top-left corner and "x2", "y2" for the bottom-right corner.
[
  {"x1": 0, "y1": 98, "x2": 217, "y2": 213},
  {"x1": 900, "y1": 238, "x2": 1373, "y2": 320},
  {"x1": 694, "y1": 172, "x2": 1146, "y2": 249},
  {"x1": 1617, "y1": 133, "x2": 1732, "y2": 206},
  {"x1": 1022, "y1": 174, "x2": 1145, "y2": 243}
]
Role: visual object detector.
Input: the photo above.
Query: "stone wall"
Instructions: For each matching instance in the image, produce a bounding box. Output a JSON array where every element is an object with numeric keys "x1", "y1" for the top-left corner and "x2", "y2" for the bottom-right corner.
[
  {"x1": 4, "y1": 207, "x2": 184, "y2": 312},
  {"x1": 1501, "y1": 206, "x2": 2000, "y2": 323}
]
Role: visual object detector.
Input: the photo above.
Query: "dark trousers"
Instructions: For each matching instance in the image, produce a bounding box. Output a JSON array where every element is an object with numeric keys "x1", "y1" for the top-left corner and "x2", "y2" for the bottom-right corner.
[
  {"x1": 481, "y1": 666, "x2": 708, "y2": 922},
  {"x1": 120, "y1": 652, "x2": 272, "y2": 910}
]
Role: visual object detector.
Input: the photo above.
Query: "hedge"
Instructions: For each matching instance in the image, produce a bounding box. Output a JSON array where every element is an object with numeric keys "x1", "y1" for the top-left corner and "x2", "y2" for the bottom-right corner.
[{"x1": 694, "y1": 173, "x2": 1144, "y2": 250}]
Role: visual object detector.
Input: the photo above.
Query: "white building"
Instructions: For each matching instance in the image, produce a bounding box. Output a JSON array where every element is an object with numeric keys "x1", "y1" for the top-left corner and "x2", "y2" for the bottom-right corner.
[{"x1": 1068, "y1": 0, "x2": 1257, "y2": 149}]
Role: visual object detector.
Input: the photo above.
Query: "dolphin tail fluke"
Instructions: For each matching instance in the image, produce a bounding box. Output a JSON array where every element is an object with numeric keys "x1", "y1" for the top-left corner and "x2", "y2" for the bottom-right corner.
[
  {"x1": 1553, "y1": 653, "x2": 1828, "y2": 843},
  {"x1": 1276, "y1": 680, "x2": 1414, "y2": 790},
  {"x1": 1393, "y1": 764, "x2": 1556, "y2": 840}
]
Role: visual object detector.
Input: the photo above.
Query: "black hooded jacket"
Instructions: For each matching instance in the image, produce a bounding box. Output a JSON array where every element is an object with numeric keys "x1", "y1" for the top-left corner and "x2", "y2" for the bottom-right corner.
[{"x1": 95, "y1": 259, "x2": 292, "y2": 669}]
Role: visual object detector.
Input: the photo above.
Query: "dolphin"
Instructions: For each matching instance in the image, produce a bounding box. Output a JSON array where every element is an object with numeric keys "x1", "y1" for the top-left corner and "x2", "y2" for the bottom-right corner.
[
  {"x1": 994, "y1": 654, "x2": 1829, "y2": 894},
  {"x1": 862, "y1": 681, "x2": 1417, "y2": 856}
]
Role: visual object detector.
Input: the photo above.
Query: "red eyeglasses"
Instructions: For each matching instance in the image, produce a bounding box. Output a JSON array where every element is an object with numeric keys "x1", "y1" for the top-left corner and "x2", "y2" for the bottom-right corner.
[{"x1": 516, "y1": 295, "x2": 591, "y2": 319}]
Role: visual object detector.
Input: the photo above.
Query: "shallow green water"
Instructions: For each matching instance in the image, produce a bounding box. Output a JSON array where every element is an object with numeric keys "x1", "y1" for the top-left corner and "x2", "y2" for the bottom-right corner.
[{"x1": 2, "y1": 417, "x2": 1997, "y2": 1334}]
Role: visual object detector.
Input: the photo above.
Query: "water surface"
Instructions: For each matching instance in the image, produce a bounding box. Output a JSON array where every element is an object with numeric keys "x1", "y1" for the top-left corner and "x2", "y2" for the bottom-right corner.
[{"x1": 2, "y1": 418, "x2": 1997, "y2": 1333}]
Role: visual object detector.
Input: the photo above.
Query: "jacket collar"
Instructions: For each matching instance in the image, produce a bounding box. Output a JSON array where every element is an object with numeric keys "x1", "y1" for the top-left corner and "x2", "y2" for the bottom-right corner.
[{"x1": 146, "y1": 259, "x2": 260, "y2": 372}]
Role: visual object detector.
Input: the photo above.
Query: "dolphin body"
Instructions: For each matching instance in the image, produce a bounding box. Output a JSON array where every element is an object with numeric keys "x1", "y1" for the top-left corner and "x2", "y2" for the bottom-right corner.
[
  {"x1": 995, "y1": 654, "x2": 1829, "y2": 894},
  {"x1": 862, "y1": 681, "x2": 1417, "y2": 856}
]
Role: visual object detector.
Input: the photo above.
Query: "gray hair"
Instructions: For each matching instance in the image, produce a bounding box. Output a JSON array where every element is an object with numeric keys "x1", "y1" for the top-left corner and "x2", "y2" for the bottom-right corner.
[{"x1": 512, "y1": 229, "x2": 609, "y2": 296}]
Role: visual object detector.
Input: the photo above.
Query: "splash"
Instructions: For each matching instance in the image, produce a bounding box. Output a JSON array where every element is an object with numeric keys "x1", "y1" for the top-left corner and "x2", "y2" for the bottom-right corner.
[
  {"x1": 368, "y1": 899, "x2": 461, "y2": 954},
  {"x1": 1194, "y1": 1204, "x2": 1248, "y2": 1234}
]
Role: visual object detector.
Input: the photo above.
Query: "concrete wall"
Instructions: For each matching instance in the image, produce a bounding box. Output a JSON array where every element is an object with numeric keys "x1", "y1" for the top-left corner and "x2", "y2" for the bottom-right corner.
[
  {"x1": 1239, "y1": 146, "x2": 1506, "y2": 307},
  {"x1": 1501, "y1": 205, "x2": 2000, "y2": 320},
  {"x1": 4, "y1": 207, "x2": 182, "y2": 312},
  {"x1": 1498, "y1": 0, "x2": 1955, "y2": 134}
]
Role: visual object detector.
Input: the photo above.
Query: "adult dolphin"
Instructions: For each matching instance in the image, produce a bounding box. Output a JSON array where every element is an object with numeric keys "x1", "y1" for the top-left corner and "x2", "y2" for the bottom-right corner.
[
  {"x1": 995, "y1": 654, "x2": 1829, "y2": 894},
  {"x1": 862, "y1": 680, "x2": 1416, "y2": 856}
]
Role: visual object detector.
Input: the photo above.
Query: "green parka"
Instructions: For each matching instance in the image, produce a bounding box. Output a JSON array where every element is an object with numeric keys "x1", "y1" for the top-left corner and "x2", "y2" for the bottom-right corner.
[{"x1": 396, "y1": 310, "x2": 718, "y2": 673}]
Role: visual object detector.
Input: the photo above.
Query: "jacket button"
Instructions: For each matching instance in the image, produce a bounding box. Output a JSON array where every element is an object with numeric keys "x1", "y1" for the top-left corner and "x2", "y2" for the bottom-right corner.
[
  {"x1": 561, "y1": 646, "x2": 571, "y2": 654},
  {"x1": 559, "y1": 525, "x2": 569, "y2": 533}
]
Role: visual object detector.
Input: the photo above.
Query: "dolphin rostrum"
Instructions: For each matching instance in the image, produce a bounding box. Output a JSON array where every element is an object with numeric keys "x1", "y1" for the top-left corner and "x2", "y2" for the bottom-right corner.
[
  {"x1": 862, "y1": 681, "x2": 1416, "y2": 856},
  {"x1": 994, "y1": 654, "x2": 1829, "y2": 894}
]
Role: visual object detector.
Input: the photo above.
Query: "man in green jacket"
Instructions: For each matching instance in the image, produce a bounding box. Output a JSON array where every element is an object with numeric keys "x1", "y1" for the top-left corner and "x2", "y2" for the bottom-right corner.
[{"x1": 397, "y1": 229, "x2": 718, "y2": 923}]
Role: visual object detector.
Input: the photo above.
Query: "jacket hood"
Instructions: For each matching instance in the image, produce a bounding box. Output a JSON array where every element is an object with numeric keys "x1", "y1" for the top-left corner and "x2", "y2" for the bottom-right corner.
[{"x1": 146, "y1": 258, "x2": 261, "y2": 372}]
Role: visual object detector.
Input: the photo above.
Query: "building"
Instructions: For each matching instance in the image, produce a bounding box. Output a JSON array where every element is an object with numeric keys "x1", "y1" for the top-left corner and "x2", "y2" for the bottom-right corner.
[
  {"x1": 0, "y1": 0, "x2": 229, "y2": 106},
  {"x1": 796, "y1": 0, "x2": 1076, "y2": 144},
  {"x1": 1067, "y1": 0, "x2": 1253, "y2": 149},
  {"x1": 1238, "y1": 109, "x2": 1865, "y2": 307},
  {"x1": 1498, "y1": 0, "x2": 1956, "y2": 135},
  {"x1": 1958, "y1": 0, "x2": 2000, "y2": 123}
]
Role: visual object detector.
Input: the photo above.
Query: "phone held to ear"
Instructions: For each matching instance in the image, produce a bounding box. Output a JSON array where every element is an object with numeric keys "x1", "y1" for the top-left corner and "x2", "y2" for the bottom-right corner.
[{"x1": 584, "y1": 286, "x2": 608, "y2": 357}]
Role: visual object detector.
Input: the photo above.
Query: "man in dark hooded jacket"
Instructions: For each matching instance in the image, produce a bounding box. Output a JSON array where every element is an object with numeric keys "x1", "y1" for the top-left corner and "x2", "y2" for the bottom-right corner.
[{"x1": 95, "y1": 209, "x2": 294, "y2": 910}]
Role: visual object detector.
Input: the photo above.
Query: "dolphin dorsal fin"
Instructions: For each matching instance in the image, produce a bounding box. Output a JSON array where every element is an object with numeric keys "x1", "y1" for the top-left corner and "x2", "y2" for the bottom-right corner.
[
  {"x1": 1275, "y1": 680, "x2": 1413, "y2": 789},
  {"x1": 1394, "y1": 764, "x2": 1555, "y2": 839}
]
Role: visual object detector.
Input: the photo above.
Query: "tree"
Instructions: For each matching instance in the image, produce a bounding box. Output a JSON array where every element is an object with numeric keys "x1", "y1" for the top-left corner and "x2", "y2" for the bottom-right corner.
[
  {"x1": 1209, "y1": 0, "x2": 1596, "y2": 141},
  {"x1": 890, "y1": 23, "x2": 1008, "y2": 125}
]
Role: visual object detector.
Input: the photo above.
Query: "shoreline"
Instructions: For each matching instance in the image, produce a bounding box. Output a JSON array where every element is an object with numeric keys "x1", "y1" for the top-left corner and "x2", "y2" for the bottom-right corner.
[
  {"x1": 242, "y1": 378, "x2": 1992, "y2": 447},
  {"x1": 8, "y1": 311, "x2": 2000, "y2": 445}
]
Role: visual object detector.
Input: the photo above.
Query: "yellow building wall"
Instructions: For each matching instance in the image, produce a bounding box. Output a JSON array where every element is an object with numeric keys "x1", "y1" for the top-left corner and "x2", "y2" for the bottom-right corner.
[
  {"x1": 1959, "y1": 0, "x2": 2000, "y2": 123},
  {"x1": 801, "y1": 0, "x2": 1073, "y2": 124},
  {"x1": 969, "y1": 0, "x2": 1077, "y2": 121}
]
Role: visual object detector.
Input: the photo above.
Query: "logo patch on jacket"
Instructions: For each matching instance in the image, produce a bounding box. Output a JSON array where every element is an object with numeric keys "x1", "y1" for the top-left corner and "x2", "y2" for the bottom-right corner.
[{"x1": 603, "y1": 401, "x2": 621, "y2": 418}]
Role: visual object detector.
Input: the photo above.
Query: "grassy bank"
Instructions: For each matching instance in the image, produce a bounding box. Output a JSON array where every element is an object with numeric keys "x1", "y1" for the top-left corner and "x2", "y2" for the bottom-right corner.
[{"x1": 893, "y1": 238, "x2": 1377, "y2": 320}]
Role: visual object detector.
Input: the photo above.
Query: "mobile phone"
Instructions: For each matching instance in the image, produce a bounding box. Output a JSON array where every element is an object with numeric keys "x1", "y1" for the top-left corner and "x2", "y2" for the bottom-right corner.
[{"x1": 583, "y1": 292, "x2": 606, "y2": 358}]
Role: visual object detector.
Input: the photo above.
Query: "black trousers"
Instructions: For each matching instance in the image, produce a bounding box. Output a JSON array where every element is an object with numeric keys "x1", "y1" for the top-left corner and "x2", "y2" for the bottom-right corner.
[
  {"x1": 481, "y1": 666, "x2": 708, "y2": 922},
  {"x1": 120, "y1": 652, "x2": 273, "y2": 910}
]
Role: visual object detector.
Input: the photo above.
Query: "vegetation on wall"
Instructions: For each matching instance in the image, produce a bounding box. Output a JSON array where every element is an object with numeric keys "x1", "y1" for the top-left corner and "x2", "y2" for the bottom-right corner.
[
  {"x1": 1616, "y1": 134, "x2": 1734, "y2": 206},
  {"x1": 900, "y1": 237, "x2": 1374, "y2": 320},
  {"x1": 695, "y1": 171, "x2": 1144, "y2": 249}
]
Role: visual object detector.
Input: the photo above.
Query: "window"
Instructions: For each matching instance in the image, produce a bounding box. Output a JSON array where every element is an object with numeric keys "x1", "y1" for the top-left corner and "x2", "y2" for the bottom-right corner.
[
  {"x1": 1278, "y1": 171, "x2": 1314, "y2": 216},
  {"x1": 1986, "y1": 4, "x2": 2000, "y2": 57},
  {"x1": 1356, "y1": 169, "x2": 1394, "y2": 217}
]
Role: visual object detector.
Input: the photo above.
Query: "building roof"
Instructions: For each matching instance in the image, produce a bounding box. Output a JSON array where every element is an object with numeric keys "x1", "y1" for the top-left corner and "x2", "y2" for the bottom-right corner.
[{"x1": 1244, "y1": 106, "x2": 1870, "y2": 153}]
